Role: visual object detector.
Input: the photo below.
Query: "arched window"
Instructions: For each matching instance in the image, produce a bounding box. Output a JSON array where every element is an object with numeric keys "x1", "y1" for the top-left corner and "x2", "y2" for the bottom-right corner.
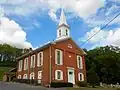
[
  {"x1": 37, "y1": 52, "x2": 43, "y2": 67},
  {"x1": 59, "y1": 29, "x2": 61, "y2": 36},
  {"x1": 30, "y1": 72, "x2": 35, "y2": 79},
  {"x1": 30, "y1": 55, "x2": 35, "y2": 68},
  {"x1": 18, "y1": 75, "x2": 21, "y2": 79},
  {"x1": 55, "y1": 49, "x2": 63, "y2": 65},
  {"x1": 77, "y1": 56, "x2": 83, "y2": 69},
  {"x1": 23, "y1": 74, "x2": 28, "y2": 79},
  {"x1": 78, "y1": 73, "x2": 84, "y2": 81},
  {"x1": 66, "y1": 29, "x2": 68, "y2": 36},
  {"x1": 55, "y1": 70, "x2": 63, "y2": 80}
]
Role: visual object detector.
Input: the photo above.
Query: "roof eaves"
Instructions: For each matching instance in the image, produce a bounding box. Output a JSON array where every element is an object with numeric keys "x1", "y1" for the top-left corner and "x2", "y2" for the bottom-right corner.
[{"x1": 16, "y1": 41, "x2": 52, "y2": 60}]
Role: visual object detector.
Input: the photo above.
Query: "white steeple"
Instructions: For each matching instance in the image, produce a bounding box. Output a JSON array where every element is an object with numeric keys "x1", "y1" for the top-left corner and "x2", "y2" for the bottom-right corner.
[
  {"x1": 59, "y1": 9, "x2": 68, "y2": 26},
  {"x1": 57, "y1": 9, "x2": 70, "y2": 39}
]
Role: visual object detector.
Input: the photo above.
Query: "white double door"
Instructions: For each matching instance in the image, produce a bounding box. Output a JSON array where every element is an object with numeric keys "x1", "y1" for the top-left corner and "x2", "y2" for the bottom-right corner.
[{"x1": 68, "y1": 68, "x2": 75, "y2": 84}]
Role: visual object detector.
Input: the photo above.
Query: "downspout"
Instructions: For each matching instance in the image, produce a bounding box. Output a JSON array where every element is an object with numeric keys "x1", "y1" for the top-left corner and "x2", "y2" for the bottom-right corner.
[{"x1": 49, "y1": 45, "x2": 52, "y2": 86}]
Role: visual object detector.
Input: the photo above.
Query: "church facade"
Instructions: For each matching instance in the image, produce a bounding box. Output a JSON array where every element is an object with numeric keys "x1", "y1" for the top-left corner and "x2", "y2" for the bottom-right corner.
[{"x1": 16, "y1": 9, "x2": 86, "y2": 86}]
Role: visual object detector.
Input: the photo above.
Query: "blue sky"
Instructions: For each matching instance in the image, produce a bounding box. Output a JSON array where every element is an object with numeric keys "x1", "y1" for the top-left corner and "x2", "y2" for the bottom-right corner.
[{"x1": 0, "y1": 0, "x2": 120, "y2": 50}]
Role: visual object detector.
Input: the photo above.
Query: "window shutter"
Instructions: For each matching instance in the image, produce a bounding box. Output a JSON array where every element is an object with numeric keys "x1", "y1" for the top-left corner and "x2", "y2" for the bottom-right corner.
[
  {"x1": 30, "y1": 56, "x2": 32, "y2": 68},
  {"x1": 20, "y1": 60, "x2": 23, "y2": 71},
  {"x1": 41, "y1": 52, "x2": 43, "y2": 66},
  {"x1": 37, "y1": 52, "x2": 43, "y2": 67},
  {"x1": 33, "y1": 55, "x2": 35, "y2": 67},
  {"x1": 60, "y1": 50, "x2": 63, "y2": 65},
  {"x1": 80, "y1": 56, "x2": 83, "y2": 69},
  {"x1": 38, "y1": 71, "x2": 42, "y2": 79},
  {"x1": 26, "y1": 58, "x2": 28, "y2": 69},
  {"x1": 55, "y1": 70, "x2": 63, "y2": 80},
  {"x1": 37, "y1": 53, "x2": 40, "y2": 67},
  {"x1": 24, "y1": 59, "x2": 27, "y2": 70},
  {"x1": 77, "y1": 56, "x2": 83, "y2": 69},
  {"x1": 55, "y1": 49, "x2": 63, "y2": 65},
  {"x1": 18, "y1": 61, "x2": 21, "y2": 71},
  {"x1": 78, "y1": 73, "x2": 84, "y2": 81},
  {"x1": 77, "y1": 56, "x2": 79, "y2": 68}
]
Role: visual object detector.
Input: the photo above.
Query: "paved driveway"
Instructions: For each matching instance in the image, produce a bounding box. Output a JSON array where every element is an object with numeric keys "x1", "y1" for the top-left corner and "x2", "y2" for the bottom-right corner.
[{"x1": 0, "y1": 82, "x2": 67, "y2": 90}]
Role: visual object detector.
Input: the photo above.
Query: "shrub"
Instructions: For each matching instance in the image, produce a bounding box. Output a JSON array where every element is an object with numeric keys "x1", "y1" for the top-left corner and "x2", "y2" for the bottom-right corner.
[
  {"x1": 76, "y1": 81, "x2": 87, "y2": 87},
  {"x1": 116, "y1": 88, "x2": 120, "y2": 90},
  {"x1": 50, "y1": 82, "x2": 73, "y2": 88}
]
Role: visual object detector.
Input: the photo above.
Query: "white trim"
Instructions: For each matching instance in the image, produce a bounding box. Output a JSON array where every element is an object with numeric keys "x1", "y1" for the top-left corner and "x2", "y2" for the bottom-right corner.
[
  {"x1": 55, "y1": 49, "x2": 63, "y2": 65},
  {"x1": 38, "y1": 71, "x2": 42, "y2": 79},
  {"x1": 37, "y1": 52, "x2": 43, "y2": 67},
  {"x1": 68, "y1": 69, "x2": 75, "y2": 84},
  {"x1": 78, "y1": 73, "x2": 84, "y2": 81},
  {"x1": 30, "y1": 72, "x2": 35, "y2": 79},
  {"x1": 67, "y1": 67, "x2": 74, "y2": 70},
  {"x1": 18, "y1": 75, "x2": 21, "y2": 79},
  {"x1": 18, "y1": 60, "x2": 22, "y2": 71},
  {"x1": 55, "y1": 70, "x2": 63, "y2": 80},
  {"x1": 23, "y1": 74, "x2": 28, "y2": 79},
  {"x1": 30, "y1": 55, "x2": 35, "y2": 68},
  {"x1": 77, "y1": 55, "x2": 83, "y2": 69},
  {"x1": 24, "y1": 58, "x2": 28, "y2": 70}
]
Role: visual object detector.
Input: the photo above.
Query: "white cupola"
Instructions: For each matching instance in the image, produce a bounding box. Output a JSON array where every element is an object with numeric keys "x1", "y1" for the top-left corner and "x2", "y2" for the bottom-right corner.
[{"x1": 57, "y1": 9, "x2": 70, "y2": 39}]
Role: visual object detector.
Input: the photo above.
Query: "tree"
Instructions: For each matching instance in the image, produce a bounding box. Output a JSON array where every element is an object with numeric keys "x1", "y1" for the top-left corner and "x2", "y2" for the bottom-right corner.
[
  {"x1": 86, "y1": 45, "x2": 120, "y2": 84},
  {"x1": 87, "y1": 68, "x2": 99, "y2": 87},
  {"x1": 0, "y1": 44, "x2": 26, "y2": 67}
]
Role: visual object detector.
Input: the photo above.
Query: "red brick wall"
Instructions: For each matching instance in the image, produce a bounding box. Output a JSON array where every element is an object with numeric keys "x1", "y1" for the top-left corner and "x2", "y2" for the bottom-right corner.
[
  {"x1": 51, "y1": 39, "x2": 86, "y2": 83},
  {"x1": 17, "y1": 47, "x2": 51, "y2": 85},
  {"x1": 16, "y1": 39, "x2": 86, "y2": 85}
]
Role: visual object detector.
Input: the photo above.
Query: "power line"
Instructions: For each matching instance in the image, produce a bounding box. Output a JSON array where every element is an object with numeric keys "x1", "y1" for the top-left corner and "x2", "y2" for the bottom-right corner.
[{"x1": 80, "y1": 11, "x2": 120, "y2": 47}]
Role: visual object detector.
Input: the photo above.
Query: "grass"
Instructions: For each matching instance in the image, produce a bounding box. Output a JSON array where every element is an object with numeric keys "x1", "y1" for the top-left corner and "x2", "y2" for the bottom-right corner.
[
  {"x1": 0, "y1": 67, "x2": 12, "y2": 81},
  {"x1": 67, "y1": 87, "x2": 118, "y2": 90}
]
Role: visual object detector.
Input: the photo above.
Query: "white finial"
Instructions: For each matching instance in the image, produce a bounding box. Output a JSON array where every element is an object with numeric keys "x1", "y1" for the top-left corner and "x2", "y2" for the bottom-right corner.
[{"x1": 59, "y1": 8, "x2": 68, "y2": 26}]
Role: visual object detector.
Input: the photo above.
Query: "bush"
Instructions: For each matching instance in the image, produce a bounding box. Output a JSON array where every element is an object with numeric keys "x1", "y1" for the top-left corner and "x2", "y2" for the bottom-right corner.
[
  {"x1": 50, "y1": 82, "x2": 73, "y2": 88},
  {"x1": 14, "y1": 79, "x2": 38, "y2": 85},
  {"x1": 116, "y1": 88, "x2": 120, "y2": 90},
  {"x1": 76, "y1": 81, "x2": 87, "y2": 87}
]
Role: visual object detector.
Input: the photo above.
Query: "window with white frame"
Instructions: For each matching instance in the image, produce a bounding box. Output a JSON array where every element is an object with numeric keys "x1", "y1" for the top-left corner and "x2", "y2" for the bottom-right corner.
[
  {"x1": 66, "y1": 29, "x2": 68, "y2": 36},
  {"x1": 78, "y1": 73, "x2": 84, "y2": 81},
  {"x1": 37, "y1": 52, "x2": 43, "y2": 67},
  {"x1": 23, "y1": 74, "x2": 28, "y2": 79},
  {"x1": 55, "y1": 70, "x2": 63, "y2": 80},
  {"x1": 18, "y1": 60, "x2": 23, "y2": 71},
  {"x1": 55, "y1": 49, "x2": 63, "y2": 65},
  {"x1": 59, "y1": 29, "x2": 61, "y2": 37},
  {"x1": 38, "y1": 71, "x2": 42, "y2": 79},
  {"x1": 30, "y1": 55, "x2": 35, "y2": 68},
  {"x1": 24, "y1": 58, "x2": 28, "y2": 70},
  {"x1": 30, "y1": 72, "x2": 35, "y2": 79},
  {"x1": 77, "y1": 56, "x2": 83, "y2": 69},
  {"x1": 18, "y1": 75, "x2": 21, "y2": 79}
]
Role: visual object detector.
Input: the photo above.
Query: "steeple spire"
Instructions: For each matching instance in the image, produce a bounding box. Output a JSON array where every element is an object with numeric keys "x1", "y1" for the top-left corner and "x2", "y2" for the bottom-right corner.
[
  {"x1": 59, "y1": 9, "x2": 68, "y2": 26},
  {"x1": 57, "y1": 8, "x2": 70, "y2": 39}
]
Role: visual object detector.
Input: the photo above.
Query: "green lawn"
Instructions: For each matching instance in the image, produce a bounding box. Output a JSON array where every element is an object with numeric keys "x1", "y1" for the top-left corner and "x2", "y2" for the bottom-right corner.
[
  {"x1": 67, "y1": 87, "x2": 118, "y2": 90},
  {"x1": 0, "y1": 67, "x2": 12, "y2": 81}
]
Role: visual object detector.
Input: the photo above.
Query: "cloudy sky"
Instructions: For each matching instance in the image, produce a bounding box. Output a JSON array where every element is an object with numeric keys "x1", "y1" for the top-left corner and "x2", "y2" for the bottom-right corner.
[{"x1": 0, "y1": 0, "x2": 120, "y2": 49}]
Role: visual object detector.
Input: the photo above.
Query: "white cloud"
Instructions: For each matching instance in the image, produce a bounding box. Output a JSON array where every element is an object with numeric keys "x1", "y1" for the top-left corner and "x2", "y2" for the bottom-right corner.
[
  {"x1": 80, "y1": 27, "x2": 120, "y2": 48},
  {"x1": 0, "y1": 15, "x2": 32, "y2": 49},
  {"x1": 48, "y1": 10, "x2": 58, "y2": 22},
  {"x1": 79, "y1": 27, "x2": 109, "y2": 44},
  {"x1": 0, "y1": 7, "x2": 4, "y2": 17},
  {"x1": 86, "y1": 3, "x2": 120, "y2": 27},
  {"x1": 0, "y1": 0, "x2": 105, "y2": 19}
]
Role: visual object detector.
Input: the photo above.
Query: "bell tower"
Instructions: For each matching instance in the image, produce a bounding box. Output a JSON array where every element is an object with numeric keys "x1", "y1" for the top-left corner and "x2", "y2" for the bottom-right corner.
[{"x1": 57, "y1": 9, "x2": 70, "y2": 39}]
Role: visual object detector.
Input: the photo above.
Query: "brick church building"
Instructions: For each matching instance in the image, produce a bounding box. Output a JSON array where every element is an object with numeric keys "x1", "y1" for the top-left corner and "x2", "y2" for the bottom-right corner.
[{"x1": 16, "y1": 9, "x2": 86, "y2": 86}]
